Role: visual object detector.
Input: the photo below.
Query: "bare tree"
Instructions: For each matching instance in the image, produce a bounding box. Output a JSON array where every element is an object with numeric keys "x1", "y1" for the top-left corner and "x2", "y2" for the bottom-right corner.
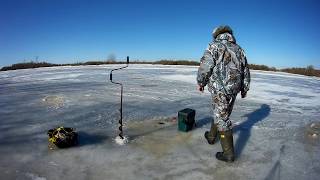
[{"x1": 107, "y1": 54, "x2": 116, "y2": 63}]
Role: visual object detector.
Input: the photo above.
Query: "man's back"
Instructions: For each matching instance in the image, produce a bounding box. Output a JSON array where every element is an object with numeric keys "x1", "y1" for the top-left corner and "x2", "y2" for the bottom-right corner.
[
  {"x1": 197, "y1": 28, "x2": 250, "y2": 96},
  {"x1": 209, "y1": 33, "x2": 248, "y2": 95}
]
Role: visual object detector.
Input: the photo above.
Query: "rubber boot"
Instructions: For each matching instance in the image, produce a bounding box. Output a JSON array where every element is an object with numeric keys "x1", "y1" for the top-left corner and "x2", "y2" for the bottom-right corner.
[
  {"x1": 204, "y1": 123, "x2": 218, "y2": 145},
  {"x1": 216, "y1": 129, "x2": 235, "y2": 162}
]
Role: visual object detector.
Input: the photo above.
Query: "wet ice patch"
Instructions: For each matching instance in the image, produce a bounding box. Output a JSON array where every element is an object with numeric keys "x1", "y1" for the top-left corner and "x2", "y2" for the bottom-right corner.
[
  {"x1": 296, "y1": 121, "x2": 320, "y2": 148},
  {"x1": 42, "y1": 95, "x2": 65, "y2": 109},
  {"x1": 132, "y1": 126, "x2": 193, "y2": 158},
  {"x1": 40, "y1": 73, "x2": 83, "y2": 81},
  {"x1": 140, "y1": 84, "x2": 158, "y2": 87},
  {"x1": 25, "y1": 173, "x2": 46, "y2": 180},
  {"x1": 160, "y1": 74, "x2": 197, "y2": 84},
  {"x1": 125, "y1": 116, "x2": 177, "y2": 131},
  {"x1": 307, "y1": 122, "x2": 320, "y2": 138}
]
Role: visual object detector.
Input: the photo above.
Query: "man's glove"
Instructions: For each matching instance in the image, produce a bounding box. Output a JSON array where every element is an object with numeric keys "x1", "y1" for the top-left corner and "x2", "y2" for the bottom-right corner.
[{"x1": 241, "y1": 91, "x2": 247, "y2": 98}]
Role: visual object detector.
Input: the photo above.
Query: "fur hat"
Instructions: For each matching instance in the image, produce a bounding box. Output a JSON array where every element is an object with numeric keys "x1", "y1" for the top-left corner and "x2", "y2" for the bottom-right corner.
[{"x1": 212, "y1": 25, "x2": 233, "y2": 39}]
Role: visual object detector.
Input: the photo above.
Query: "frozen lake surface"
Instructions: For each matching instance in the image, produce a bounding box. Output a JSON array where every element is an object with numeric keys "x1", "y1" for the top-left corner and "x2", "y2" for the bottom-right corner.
[{"x1": 0, "y1": 64, "x2": 319, "y2": 180}]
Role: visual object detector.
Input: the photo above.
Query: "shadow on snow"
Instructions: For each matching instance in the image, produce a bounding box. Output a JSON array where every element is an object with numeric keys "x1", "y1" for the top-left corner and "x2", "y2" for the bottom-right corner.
[{"x1": 234, "y1": 104, "x2": 271, "y2": 157}]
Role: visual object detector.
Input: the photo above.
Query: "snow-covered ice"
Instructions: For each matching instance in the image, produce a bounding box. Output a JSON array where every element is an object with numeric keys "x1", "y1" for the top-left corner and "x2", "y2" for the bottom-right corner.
[{"x1": 0, "y1": 64, "x2": 319, "y2": 180}]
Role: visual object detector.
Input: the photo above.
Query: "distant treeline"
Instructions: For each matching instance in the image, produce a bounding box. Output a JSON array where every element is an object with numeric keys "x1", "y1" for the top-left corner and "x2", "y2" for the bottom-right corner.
[
  {"x1": 281, "y1": 66, "x2": 319, "y2": 77},
  {"x1": 0, "y1": 62, "x2": 57, "y2": 71},
  {"x1": 1, "y1": 60, "x2": 319, "y2": 77},
  {"x1": 248, "y1": 64, "x2": 277, "y2": 71},
  {"x1": 249, "y1": 64, "x2": 319, "y2": 77},
  {"x1": 153, "y1": 60, "x2": 200, "y2": 66},
  {"x1": 0, "y1": 60, "x2": 199, "y2": 71}
]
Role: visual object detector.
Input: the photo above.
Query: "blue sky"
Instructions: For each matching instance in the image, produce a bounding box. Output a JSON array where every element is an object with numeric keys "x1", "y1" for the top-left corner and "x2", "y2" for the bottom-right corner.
[{"x1": 0, "y1": 0, "x2": 319, "y2": 68}]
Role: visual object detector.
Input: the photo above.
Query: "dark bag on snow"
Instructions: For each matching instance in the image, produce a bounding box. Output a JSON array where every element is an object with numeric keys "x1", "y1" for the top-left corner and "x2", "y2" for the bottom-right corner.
[{"x1": 47, "y1": 127, "x2": 78, "y2": 148}]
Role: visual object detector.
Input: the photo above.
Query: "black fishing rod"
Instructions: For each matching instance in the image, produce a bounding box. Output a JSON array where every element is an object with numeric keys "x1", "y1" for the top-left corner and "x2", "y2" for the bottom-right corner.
[{"x1": 109, "y1": 56, "x2": 129, "y2": 139}]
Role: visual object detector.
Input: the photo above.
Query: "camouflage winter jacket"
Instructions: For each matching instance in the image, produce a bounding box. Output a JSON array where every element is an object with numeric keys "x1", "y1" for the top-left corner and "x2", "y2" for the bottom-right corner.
[{"x1": 197, "y1": 32, "x2": 250, "y2": 95}]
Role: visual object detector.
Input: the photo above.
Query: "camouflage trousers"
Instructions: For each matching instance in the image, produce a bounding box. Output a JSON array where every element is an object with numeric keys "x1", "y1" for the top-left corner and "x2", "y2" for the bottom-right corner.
[{"x1": 211, "y1": 92, "x2": 236, "y2": 131}]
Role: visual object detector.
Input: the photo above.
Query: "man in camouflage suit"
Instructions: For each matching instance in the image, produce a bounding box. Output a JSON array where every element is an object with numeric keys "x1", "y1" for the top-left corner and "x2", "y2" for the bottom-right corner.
[{"x1": 197, "y1": 25, "x2": 250, "y2": 162}]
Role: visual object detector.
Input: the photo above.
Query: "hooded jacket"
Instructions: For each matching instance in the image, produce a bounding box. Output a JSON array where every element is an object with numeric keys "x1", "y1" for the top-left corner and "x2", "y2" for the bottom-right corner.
[{"x1": 197, "y1": 32, "x2": 250, "y2": 95}]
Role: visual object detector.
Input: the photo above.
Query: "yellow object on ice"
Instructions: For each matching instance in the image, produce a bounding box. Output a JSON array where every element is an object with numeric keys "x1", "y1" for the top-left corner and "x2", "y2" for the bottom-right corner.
[{"x1": 47, "y1": 126, "x2": 78, "y2": 148}]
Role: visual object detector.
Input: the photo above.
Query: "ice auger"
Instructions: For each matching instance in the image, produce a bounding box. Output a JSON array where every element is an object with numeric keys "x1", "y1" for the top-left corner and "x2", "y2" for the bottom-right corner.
[{"x1": 109, "y1": 56, "x2": 129, "y2": 139}]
